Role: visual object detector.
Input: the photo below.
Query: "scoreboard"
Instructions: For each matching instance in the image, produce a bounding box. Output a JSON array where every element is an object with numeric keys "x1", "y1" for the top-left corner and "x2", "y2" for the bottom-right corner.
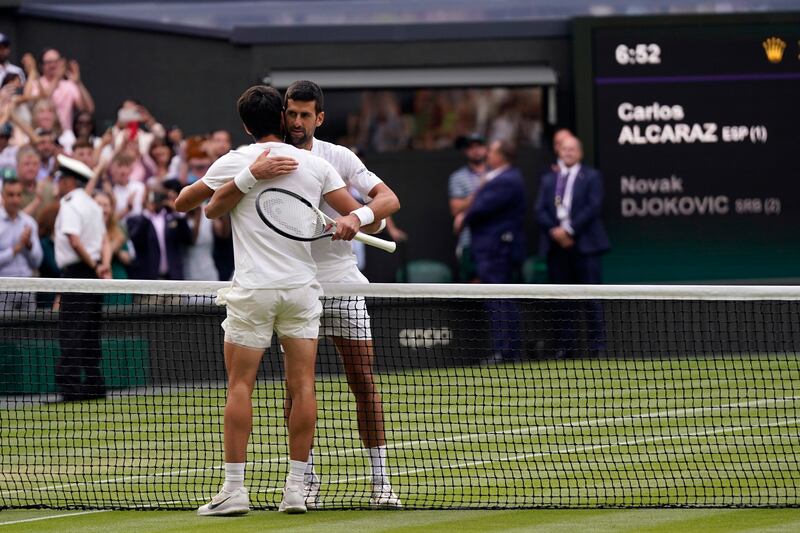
[{"x1": 574, "y1": 13, "x2": 800, "y2": 282}]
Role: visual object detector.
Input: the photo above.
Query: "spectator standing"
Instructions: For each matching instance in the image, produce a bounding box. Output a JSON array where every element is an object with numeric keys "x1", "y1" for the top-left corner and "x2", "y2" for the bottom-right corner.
[
  {"x1": 144, "y1": 136, "x2": 177, "y2": 186},
  {"x1": 110, "y1": 152, "x2": 145, "y2": 219},
  {"x1": 0, "y1": 34, "x2": 25, "y2": 86},
  {"x1": 33, "y1": 129, "x2": 59, "y2": 181},
  {"x1": 143, "y1": 180, "x2": 192, "y2": 280},
  {"x1": 17, "y1": 145, "x2": 56, "y2": 219},
  {"x1": 534, "y1": 136, "x2": 610, "y2": 357},
  {"x1": 93, "y1": 191, "x2": 131, "y2": 280},
  {"x1": 0, "y1": 122, "x2": 16, "y2": 170},
  {"x1": 32, "y1": 99, "x2": 74, "y2": 153},
  {"x1": 53, "y1": 154, "x2": 110, "y2": 402},
  {"x1": 72, "y1": 111, "x2": 99, "y2": 146},
  {"x1": 462, "y1": 140, "x2": 526, "y2": 363},
  {"x1": 207, "y1": 129, "x2": 232, "y2": 160},
  {"x1": 0, "y1": 176, "x2": 43, "y2": 310},
  {"x1": 184, "y1": 204, "x2": 219, "y2": 281},
  {"x1": 448, "y1": 133, "x2": 486, "y2": 282},
  {"x1": 36, "y1": 200, "x2": 61, "y2": 280},
  {"x1": 28, "y1": 49, "x2": 94, "y2": 135}
]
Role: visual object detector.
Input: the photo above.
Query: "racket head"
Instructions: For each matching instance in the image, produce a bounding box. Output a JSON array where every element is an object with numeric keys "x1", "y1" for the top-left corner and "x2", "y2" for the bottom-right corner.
[{"x1": 255, "y1": 187, "x2": 330, "y2": 242}]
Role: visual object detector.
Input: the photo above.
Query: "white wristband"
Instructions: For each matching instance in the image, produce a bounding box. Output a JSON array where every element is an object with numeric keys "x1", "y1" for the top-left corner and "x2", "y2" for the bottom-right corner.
[
  {"x1": 377, "y1": 219, "x2": 387, "y2": 232},
  {"x1": 233, "y1": 167, "x2": 257, "y2": 193},
  {"x1": 350, "y1": 205, "x2": 375, "y2": 226}
]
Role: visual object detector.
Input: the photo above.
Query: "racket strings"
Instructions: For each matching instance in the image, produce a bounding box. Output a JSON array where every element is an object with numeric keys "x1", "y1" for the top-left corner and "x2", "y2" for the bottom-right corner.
[{"x1": 258, "y1": 192, "x2": 328, "y2": 239}]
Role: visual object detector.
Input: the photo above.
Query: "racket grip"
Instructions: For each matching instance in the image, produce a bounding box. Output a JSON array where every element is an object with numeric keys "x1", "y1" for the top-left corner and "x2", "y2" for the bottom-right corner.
[{"x1": 354, "y1": 231, "x2": 397, "y2": 253}]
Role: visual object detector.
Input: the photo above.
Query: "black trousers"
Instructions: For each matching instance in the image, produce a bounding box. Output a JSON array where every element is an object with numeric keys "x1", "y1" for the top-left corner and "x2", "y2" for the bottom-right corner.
[
  {"x1": 55, "y1": 263, "x2": 106, "y2": 400},
  {"x1": 546, "y1": 246, "x2": 607, "y2": 356}
]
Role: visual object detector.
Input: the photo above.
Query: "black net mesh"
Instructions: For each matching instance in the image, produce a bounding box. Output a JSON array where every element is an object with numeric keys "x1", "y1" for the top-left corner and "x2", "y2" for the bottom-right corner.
[{"x1": 1, "y1": 283, "x2": 798, "y2": 510}]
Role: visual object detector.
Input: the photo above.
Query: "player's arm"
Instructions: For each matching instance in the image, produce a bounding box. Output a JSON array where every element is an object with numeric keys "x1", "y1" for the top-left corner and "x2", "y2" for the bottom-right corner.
[
  {"x1": 175, "y1": 180, "x2": 214, "y2": 213},
  {"x1": 204, "y1": 177, "x2": 246, "y2": 219},
  {"x1": 323, "y1": 188, "x2": 384, "y2": 240},
  {"x1": 364, "y1": 182, "x2": 400, "y2": 220}
]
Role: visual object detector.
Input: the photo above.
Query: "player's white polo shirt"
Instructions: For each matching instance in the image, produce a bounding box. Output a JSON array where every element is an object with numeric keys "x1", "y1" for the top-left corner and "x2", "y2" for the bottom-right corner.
[
  {"x1": 203, "y1": 141, "x2": 345, "y2": 289},
  {"x1": 309, "y1": 138, "x2": 383, "y2": 283},
  {"x1": 202, "y1": 141, "x2": 345, "y2": 347}
]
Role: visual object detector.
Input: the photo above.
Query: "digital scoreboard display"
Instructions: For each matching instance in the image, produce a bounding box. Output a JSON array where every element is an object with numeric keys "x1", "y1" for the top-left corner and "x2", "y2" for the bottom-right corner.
[{"x1": 575, "y1": 14, "x2": 800, "y2": 282}]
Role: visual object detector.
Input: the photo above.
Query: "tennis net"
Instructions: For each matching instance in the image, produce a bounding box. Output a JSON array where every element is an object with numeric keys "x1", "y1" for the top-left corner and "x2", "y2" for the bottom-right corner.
[{"x1": 1, "y1": 277, "x2": 799, "y2": 510}]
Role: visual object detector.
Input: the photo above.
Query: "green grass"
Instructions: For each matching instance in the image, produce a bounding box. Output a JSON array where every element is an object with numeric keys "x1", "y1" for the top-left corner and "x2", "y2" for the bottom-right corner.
[
  {"x1": 2, "y1": 509, "x2": 800, "y2": 532},
  {"x1": 2, "y1": 357, "x2": 799, "y2": 511}
]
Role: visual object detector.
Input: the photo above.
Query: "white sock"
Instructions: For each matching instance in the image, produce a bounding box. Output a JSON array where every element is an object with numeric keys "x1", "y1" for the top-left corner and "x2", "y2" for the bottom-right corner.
[
  {"x1": 222, "y1": 462, "x2": 245, "y2": 492},
  {"x1": 288, "y1": 459, "x2": 307, "y2": 484},
  {"x1": 368, "y1": 446, "x2": 389, "y2": 486},
  {"x1": 305, "y1": 450, "x2": 318, "y2": 484}
]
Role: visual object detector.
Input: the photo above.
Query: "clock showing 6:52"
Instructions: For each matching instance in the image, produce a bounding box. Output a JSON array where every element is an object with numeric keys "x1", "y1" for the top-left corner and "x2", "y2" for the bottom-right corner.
[{"x1": 615, "y1": 43, "x2": 662, "y2": 65}]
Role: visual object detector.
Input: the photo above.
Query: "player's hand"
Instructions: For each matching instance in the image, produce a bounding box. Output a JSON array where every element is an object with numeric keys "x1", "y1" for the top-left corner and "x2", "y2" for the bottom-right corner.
[
  {"x1": 331, "y1": 214, "x2": 360, "y2": 241},
  {"x1": 248, "y1": 149, "x2": 298, "y2": 180}
]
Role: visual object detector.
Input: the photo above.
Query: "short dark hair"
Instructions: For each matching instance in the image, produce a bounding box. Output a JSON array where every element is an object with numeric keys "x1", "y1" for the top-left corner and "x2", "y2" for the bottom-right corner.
[
  {"x1": 284, "y1": 80, "x2": 324, "y2": 114},
  {"x1": 237, "y1": 85, "x2": 284, "y2": 140}
]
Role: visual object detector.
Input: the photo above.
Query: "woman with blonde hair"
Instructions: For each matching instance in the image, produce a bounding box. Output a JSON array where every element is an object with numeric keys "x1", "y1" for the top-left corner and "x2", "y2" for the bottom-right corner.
[{"x1": 92, "y1": 190, "x2": 131, "y2": 280}]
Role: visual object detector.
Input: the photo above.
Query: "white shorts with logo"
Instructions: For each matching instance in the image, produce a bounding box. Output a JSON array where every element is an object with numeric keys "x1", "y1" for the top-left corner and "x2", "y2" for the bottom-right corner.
[
  {"x1": 216, "y1": 282, "x2": 323, "y2": 349},
  {"x1": 319, "y1": 267, "x2": 372, "y2": 341}
]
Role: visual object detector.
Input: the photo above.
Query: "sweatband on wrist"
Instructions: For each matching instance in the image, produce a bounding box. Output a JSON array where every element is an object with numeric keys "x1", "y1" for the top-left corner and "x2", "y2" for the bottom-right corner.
[
  {"x1": 350, "y1": 205, "x2": 375, "y2": 226},
  {"x1": 377, "y1": 219, "x2": 387, "y2": 232},
  {"x1": 233, "y1": 167, "x2": 257, "y2": 193}
]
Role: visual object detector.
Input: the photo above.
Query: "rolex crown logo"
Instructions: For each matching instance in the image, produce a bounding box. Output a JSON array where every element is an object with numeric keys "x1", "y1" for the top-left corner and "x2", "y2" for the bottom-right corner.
[{"x1": 762, "y1": 37, "x2": 786, "y2": 63}]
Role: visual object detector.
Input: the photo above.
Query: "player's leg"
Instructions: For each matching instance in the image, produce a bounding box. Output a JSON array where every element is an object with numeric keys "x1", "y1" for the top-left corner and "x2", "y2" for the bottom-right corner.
[
  {"x1": 275, "y1": 284, "x2": 323, "y2": 514},
  {"x1": 199, "y1": 286, "x2": 273, "y2": 516},
  {"x1": 198, "y1": 341, "x2": 263, "y2": 516},
  {"x1": 334, "y1": 336, "x2": 401, "y2": 507},
  {"x1": 334, "y1": 337, "x2": 385, "y2": 448}
]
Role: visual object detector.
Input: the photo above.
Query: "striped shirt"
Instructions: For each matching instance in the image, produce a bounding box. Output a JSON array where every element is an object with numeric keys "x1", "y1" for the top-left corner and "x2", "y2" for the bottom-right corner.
[{"x1": 448, "y1": 165, "x2": 481, "y2": 250}]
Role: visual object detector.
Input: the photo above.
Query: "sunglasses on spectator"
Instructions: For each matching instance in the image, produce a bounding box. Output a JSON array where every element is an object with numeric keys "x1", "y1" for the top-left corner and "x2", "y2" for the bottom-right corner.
[{"x1": 189, "y1": 163, "x2": 209, "y2": 171}]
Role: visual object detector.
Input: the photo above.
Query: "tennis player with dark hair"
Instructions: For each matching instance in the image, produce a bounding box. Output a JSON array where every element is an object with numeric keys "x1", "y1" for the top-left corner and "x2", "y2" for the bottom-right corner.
[
  {"x1": 174, "y1": 82, "x2": 403, "y2": 508},
  {"x1": 266, "y1": 79, "x2": 402, "y2": 508},
  {"x1": 195, "y1": 85, "x2": 372, "y2": 515}
]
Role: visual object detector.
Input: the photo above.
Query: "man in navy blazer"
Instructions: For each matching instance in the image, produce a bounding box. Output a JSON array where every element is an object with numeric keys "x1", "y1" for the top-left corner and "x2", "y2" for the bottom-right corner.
[
  {"x1": 535, "y1": 136, "x2": 610, "y2": 356},
  {"x1": 127, "y1": 181, "x2": 192, "y2": 280},
  {"x1": 463, "y1": 140, "x2": 526, "y2": 362}
]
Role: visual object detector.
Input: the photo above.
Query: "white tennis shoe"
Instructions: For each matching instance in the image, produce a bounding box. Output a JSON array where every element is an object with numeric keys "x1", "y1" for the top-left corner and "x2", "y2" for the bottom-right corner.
[
  {"x1": 304, "y1": 478, "x2": 322, "y2": 509},
  {"x1": 370, "y1": 484, "x2": 402, "y2": 508},
  {"x1": 279, "y1": 480, "x2": 308, "y2": 514},
  {"x1": 197, "y1": 487, "x2": 250, "y2": 516}
]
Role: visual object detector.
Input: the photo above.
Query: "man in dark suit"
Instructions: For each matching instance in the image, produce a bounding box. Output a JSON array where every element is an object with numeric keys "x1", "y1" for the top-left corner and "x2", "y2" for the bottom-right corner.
[
  {"x1": 535, "y1": 136, "x2": 610, "y2": 357},
  {"x1": 463, "y1": 140, "x2": 526, "y2": 363},
  {"x1": 126, "y1": 180, "x2": 192, "y2": 280}
]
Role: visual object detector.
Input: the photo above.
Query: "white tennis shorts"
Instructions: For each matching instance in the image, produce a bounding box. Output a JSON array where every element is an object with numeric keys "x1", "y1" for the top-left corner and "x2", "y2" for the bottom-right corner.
[
  {"x1": 216, "y1": 282, "x2": 323, "y2": 349},
  {"x1": 319, "y1": 267, "x2": 372, "y2": 341}
]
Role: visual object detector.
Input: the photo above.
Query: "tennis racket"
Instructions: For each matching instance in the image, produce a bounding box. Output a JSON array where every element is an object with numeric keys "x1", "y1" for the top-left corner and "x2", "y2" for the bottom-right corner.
[{"x1": 255, "y1": 187, "x2": 397, "y2": 253}]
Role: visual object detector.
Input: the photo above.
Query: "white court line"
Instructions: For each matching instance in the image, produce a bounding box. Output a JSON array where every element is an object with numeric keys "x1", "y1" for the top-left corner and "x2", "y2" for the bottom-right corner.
[
  {"x1": 0, "y1": 509, "x2": 109, "y2": 526},
  {"x1": 241, "y1": 416, "x2": 800, "y2": 499},
  {"x1": 2, "y1": 395, "x2": 797, "y2": 497}
]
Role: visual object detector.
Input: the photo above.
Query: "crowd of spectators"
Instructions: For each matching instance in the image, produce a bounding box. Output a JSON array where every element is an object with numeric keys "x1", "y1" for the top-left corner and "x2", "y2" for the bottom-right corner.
[
  {"x1": 0, "y1": 38, "x2": 235, "y2": 287},
  {"x1": 336, "y1": 87, "x2": 544, "y2": 154}
]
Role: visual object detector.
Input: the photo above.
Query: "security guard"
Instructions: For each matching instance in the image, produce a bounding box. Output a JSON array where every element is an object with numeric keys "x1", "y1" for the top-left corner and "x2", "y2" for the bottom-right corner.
[{"x1": 53, "y1": 154, "x2": 111, "y2": 401}]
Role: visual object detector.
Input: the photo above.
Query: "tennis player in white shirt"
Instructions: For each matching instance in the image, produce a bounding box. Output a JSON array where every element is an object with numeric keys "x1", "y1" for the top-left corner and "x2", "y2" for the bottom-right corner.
[
  {"x1": 194, "y1": 85, "x2": 378, "y2": 516},
  {"x1": 276, "y1": 80, "x2": 402, "y2": 508},
  {"x1": 175, "y1": 82, "x2": 402, "y2": 509}
]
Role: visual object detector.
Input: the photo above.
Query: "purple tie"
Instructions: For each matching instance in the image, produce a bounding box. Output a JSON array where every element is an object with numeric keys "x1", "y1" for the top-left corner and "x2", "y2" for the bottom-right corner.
[{"x1": 555, "y1": 171, "x2": 568, "y2": 205}]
